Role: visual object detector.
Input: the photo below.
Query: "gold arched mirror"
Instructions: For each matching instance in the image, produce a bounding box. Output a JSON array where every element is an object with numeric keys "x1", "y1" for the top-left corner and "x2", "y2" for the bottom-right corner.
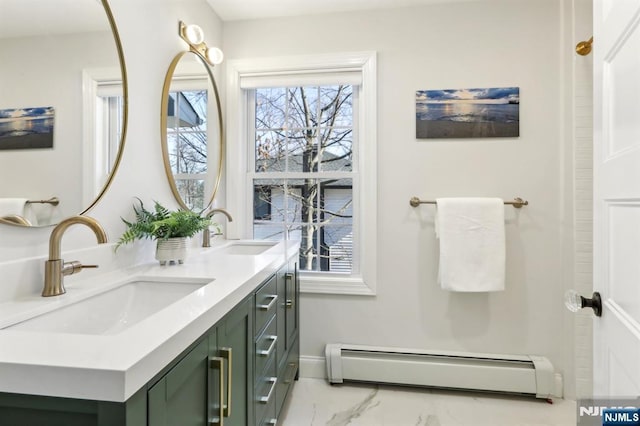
[
  {"x1": 0, "y1": 0, "x2": 128, "y2": 227},
  {"x1": 161, "y1": 35, "x2": 223, "y2": 212}
]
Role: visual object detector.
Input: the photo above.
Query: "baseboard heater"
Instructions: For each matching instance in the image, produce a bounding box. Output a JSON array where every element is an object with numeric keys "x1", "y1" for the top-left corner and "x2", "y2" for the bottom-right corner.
[{"x1": 325, "y1": 344, "x2": 558, "y2": 399}]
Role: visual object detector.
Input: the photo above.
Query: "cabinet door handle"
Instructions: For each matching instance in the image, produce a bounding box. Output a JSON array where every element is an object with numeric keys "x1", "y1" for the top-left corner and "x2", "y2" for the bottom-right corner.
[
  {"x1": 258, "y1": 295, "x2": 278, "y2": 311},
  {"x1": 259, "y1": 377, "x2": 277, "y2": 404},
  {"x1": 209, "y1": 356, "x2": 224, "y2": 426},
  {"x1": 284, "y1": 273, "x2": 294, "y2": 310},
  {"x1": 220, "y1": 347, "x2": 232, "y2": 418},
  {"x1": 265, "y1": 419, "x2": 278, "y2": 425},
  {"x1": 258, "y1": 336, "x2": 277, "y2": 357}
]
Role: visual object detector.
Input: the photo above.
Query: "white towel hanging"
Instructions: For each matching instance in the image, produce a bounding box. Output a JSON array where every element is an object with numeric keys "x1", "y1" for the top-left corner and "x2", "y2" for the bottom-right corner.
[
  {"x1": 0, "y1": 198, "x2": 38, "y2": 225},
  {"x1": 435, "y1": 198, "x2": 506, "y2": 292}
]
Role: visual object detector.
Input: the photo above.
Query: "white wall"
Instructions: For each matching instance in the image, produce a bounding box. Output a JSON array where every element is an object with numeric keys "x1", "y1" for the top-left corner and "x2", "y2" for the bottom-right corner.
[
  {"x1": 223, "y1": 0, "x2": 576, "y2": 393},
  {"x1": 0, "y1": 0, "x2": 224, "y2": 260},
  {"x1": 0, "y1": 31, "x2": 117, "y2": 223}
]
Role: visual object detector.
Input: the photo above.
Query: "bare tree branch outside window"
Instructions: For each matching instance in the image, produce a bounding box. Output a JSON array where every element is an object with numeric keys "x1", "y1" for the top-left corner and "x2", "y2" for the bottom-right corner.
[
  {"x1": 253, "y1": 85, "x2": 354, "y2": 273},
  {"x1": 167, "y1": 90, "x2": 208, "y2": 210}
]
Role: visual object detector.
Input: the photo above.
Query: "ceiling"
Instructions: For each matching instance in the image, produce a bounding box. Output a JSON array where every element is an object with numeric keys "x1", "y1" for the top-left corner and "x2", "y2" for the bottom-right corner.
[
  {"x1": 0, "y1": 0, "x2": 483, "y2": 38},
  {"x1": 206, "y1": 0, "x2": 482, "y2": 21}
]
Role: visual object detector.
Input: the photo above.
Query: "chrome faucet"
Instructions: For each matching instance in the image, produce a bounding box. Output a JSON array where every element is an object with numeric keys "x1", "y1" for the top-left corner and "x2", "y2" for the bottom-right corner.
[
  {"x1": 42, "y1": 216, "x2": 108, "y2": 297},
  {"x1": 202, "y1": 208, "x2": 233, "y2": 247}
]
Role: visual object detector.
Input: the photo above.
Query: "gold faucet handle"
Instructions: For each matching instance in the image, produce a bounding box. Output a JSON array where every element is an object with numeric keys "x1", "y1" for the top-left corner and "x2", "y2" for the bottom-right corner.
[{"x1": 62, "y1": 261, "x2": 99, "y2": 276}]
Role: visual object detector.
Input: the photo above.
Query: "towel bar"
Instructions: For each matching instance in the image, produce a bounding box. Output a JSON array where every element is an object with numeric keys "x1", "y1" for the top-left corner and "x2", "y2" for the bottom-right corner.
[
  {"x1": 409, "y1": 197, "x2": 528, "y2": 209},
  {"x1": 27, "y1": 197, "x2": 60, "y2": 206}
]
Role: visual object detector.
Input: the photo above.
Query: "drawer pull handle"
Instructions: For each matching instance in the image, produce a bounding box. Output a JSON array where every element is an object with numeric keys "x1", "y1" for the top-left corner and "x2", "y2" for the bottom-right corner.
[
  {"x1": 220, "y1": 347, "x2": 233, "y2": 418},
  {"x1": 258, "y1": 295, "x2": 278, "y2": 311},
  {"x1": 209, "y1": 356, "x2": 224, "y2": 426},
  {"x1": 258, "y1": 336, "x2": 277, "y2": 357},
  {"x1": 266, "y1": 419, "x2": 278, "y2": 425},
  {"x1": 259, "y1": 377, "x2": 277, "y2": 404}
]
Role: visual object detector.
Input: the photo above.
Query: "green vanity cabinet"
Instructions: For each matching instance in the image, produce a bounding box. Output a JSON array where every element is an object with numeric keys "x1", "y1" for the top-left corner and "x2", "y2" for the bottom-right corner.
[
  {"x1": 274, "y1": 259, "x2": 300, "y2": 416},
  {"x1": 214, "y1": 297, "x2": 254, "y2": 426},
  {"x1": 254, "y1": 274, "x2": 279, "y2": 425},
  {"x1": 0, "y1": 258, "x2": 298, "y2": 426},
  {"x1": 147, "y1": 338, "x2": 212, "y2": 426},
  {"x1": 254, "y1": 260, "x2": 300, "y2": 425},
  {"x1": 147, "y1": 297, "x2": 253, "y2": 426},
  {"x1": 0, "y1": 382, "x2": 147, "y2": 426}
]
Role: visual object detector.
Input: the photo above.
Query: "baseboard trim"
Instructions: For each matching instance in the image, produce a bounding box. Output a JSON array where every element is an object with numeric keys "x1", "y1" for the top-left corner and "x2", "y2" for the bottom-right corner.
[{"x1": 300, "y1": 355, "x2": 326, "y2": 379}]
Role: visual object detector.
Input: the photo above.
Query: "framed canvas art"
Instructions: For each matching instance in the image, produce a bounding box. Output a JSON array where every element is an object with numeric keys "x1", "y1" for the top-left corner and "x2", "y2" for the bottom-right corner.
[
  {"x1": 0, "y1": 106, "x2": 54, "y2": 150},
  {"x1": 416, "y1": 87, "x2": 519, "y2": 139}
]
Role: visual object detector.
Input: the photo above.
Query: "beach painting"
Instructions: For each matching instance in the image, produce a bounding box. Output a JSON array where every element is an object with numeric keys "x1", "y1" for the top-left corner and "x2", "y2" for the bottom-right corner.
[
  {"x1": 0, "y1": 106, "x2": 55, "y2": 150},
  {"x1": 416, "y1": 87, "x2": 519, "y2": 139}
]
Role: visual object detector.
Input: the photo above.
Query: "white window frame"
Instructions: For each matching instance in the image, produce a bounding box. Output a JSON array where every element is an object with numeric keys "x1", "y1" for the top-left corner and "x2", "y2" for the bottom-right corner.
[
  {"x1": 226, "y1": 52, "x2": 377, "y2": 296},
  {"x1": 82, "y1": 67, "x2": 123, "y2": 208}
]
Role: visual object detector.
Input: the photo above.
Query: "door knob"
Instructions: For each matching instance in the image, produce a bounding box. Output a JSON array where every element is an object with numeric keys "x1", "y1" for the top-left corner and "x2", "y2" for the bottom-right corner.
[{"x1": 564, "y1": 290, "x2": 602, "y2": 317}]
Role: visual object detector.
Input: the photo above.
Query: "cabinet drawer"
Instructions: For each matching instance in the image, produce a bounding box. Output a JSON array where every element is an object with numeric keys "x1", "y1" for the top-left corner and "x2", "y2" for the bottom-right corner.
[
  {"x1": 255, "y1": 315, "x2": 277, "y2": 378},
  {"x1": 276, "y1": 267, "x2": 286, "y2": 371},
  {"x1": 276, "y1": 337, "x2": 299, "y2": 415},
  {"x1": 255, "y1": 357, "x2": 277, "y2": 424},
  {"x1": 258, "y1": 395, "x2": 277, "y2": 426},
  {"x1": 255, "y1": 275, "x2": 277, "y2": 336}
]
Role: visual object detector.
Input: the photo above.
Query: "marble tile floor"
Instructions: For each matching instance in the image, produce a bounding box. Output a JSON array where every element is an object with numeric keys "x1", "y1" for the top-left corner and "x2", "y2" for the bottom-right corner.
[{"x1": 279, "y1": 378, "x2": 576, "y2": 426}]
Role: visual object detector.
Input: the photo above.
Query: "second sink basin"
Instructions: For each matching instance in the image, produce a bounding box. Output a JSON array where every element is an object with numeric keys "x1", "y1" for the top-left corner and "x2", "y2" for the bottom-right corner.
[
  {"x1": 221, "y1": 241, "x2": 278, "y2": 255},
  {"x1": 5, "y1": 277, "x2": 211, "y2": 335}
]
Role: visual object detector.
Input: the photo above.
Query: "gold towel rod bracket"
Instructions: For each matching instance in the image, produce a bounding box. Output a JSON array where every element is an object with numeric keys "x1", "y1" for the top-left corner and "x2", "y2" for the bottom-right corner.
[
  {"x1": 27, "y1": 197, "x2": 60, "y2": 206},
  {"x1": 410, "y1": 197, "x2": 529, "y2": 209}
]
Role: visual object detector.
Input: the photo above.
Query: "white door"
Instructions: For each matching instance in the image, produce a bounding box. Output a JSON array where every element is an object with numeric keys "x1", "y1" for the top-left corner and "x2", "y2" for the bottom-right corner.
[{"x1": 593, "y1": 0, "x2": 640, "y2": 396}]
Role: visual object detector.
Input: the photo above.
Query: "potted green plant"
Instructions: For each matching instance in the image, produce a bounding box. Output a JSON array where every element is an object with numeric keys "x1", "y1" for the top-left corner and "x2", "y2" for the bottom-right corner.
[{"x1": 116, "y1": 199, "x2": 212, "y2": 265}]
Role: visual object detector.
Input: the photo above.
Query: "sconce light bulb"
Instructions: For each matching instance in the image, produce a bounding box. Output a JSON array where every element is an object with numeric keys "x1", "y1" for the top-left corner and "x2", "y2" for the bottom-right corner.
[
  {"x1": 206, "y1": 47, "x2": 224, "y2": 65},
  {"x1": 184, "y1": 24, "x2": 205, "y2": 45}
]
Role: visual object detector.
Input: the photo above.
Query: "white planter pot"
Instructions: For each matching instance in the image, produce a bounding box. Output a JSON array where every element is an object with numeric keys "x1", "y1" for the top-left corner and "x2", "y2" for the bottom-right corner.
[{"x1": 155, "y1": 237, "x2": 187, "y2": 265}]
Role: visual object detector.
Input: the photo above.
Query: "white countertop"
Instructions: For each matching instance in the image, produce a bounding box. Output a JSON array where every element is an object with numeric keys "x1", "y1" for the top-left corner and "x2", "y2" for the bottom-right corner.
[{"x1": 0, "y1": 239, "x2": 299, "y2": 402}]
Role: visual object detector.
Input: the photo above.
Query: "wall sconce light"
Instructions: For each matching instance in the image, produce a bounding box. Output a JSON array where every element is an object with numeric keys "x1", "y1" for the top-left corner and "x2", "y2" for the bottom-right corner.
[{"x1": 178, "y1": 21, "x2": 224, "y2": 66}]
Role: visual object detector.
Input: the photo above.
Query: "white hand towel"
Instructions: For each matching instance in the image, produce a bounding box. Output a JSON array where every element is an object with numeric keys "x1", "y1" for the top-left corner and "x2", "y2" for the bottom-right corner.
[
  {"x1": 0, "y1": 198, "x2": 38, "y2": 225},
  {"x1": 0, "y1": 198, "x2": 29, "y2": 217},
  {"x1": 435, "y1": 198, "x2": 505, "y2": 292}
]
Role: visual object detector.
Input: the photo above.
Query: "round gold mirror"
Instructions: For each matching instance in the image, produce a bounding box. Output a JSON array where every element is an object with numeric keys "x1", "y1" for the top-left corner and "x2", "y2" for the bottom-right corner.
[
  {"x1": 0, "y1": 0, "x2": 128, "y2": 227},
  {"x1": 161, "y1": 50, "x2": 223, "y2": 212}
]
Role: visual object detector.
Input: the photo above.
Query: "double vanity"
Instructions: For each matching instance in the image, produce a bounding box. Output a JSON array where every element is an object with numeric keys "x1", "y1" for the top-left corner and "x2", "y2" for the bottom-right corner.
[{"x1": 0, "y1": 239, "x2": 300, "y2": 425}]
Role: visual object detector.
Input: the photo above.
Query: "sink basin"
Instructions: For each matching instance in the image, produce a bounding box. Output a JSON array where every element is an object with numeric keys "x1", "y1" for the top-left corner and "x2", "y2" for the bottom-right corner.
[
  {"x1": 5, "y1": 278, "x2": 211, "y2": 335},
  {"x1": 222, "y1": 241, "x2": 278, "y2": 255}
]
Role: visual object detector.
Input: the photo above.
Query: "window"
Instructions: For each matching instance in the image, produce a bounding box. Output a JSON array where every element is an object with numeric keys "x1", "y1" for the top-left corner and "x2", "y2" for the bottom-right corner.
[
  {"x1": 250, "y1": 85, "x2": 355, "y2": 274},
  {"x1": 227, "y1": 52, "x2": 377, "y2": 295}
]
